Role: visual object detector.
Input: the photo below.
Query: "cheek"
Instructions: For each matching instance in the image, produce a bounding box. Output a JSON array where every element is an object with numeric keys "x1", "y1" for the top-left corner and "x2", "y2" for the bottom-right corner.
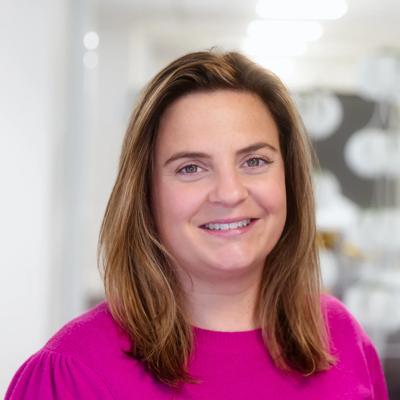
[
  {"x1": 270, "y1": 183, "x2": 287, "y2": 213},
  {"x1": 253, "y1": 178, "x2": 287, "y2": 215},
  {"x1": 155, "y1": 181, "x2": 204, "y2": 226}
]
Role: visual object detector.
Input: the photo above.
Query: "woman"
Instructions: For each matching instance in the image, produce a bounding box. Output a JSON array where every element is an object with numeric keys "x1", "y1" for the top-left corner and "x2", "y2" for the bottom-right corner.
[{"x1": 6, "y1": 50, "x2": 388, "y2": 399}]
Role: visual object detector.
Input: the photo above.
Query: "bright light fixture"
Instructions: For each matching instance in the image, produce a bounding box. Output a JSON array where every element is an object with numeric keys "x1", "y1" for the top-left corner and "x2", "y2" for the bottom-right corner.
[
  {"x1": 256, "y1": 0, "x2": 348, "y2": 20},
  {"x1": 83, "y1": 31, "x2": 100, "y2": 50},
  {"x1": 242, "y1": 36, "x2": 307, "y2": 57},
  {"x1": 247, "y1": 20, "x2": 323, "y2": 42},
  {"x1": 344, "y1": 128, "x2": 388, "y2": 178}
]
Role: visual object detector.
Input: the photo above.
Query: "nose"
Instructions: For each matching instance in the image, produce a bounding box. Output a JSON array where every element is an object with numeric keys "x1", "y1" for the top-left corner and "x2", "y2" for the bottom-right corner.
[{"x1": 207, "y1": 169, "x2": 248, "y2": 207}]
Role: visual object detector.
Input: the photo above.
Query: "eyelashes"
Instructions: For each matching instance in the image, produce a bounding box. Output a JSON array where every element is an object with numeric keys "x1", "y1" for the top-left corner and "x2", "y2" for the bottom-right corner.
[
  {"x1": 177, "y1": 164, "x2": 204, "y2": 175},
  {"x1": 176, "y1": 156, "x2": 273, "y2": 176},
  {"x1": 244, "y1": 157, "x2": 272, "y2": 168}
]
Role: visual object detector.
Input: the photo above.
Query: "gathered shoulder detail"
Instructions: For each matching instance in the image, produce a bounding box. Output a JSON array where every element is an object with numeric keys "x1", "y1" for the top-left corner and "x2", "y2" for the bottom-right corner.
[{"x1": 5, "y1": 348, "x2": 116, "y2": 399}]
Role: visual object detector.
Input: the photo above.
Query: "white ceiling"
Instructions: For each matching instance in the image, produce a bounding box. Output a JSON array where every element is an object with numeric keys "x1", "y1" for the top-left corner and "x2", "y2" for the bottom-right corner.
[{"x1": 92, "y1": 0, "x2": 400, "y2": 91}]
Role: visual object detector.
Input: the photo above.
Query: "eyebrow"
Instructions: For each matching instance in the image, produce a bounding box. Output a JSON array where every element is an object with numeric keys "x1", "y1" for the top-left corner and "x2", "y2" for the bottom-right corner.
[{"x1": 163, "y1": 142, "x2": 278, "y2": 166}]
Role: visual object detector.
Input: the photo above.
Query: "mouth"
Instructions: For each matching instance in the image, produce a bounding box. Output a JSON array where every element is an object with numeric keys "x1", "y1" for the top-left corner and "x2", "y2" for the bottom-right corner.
[{"x1": 199, "y1": 218, "x2": 258, "y2": 232}]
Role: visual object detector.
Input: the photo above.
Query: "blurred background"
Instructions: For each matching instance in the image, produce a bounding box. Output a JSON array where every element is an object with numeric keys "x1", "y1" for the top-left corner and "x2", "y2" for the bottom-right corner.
[{"x1": 1, "y1": 0, "x2": 399, "y2": 397}]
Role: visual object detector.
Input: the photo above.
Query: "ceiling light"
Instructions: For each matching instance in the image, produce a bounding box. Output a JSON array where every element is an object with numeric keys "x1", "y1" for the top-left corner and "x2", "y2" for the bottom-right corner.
[
  {"x1": 83, "y1": 31, "x2": 99, "y2": 50},
  {"x1": 242, "y1": 36, "x2": 307, "y2": 57},
  {"x1": 256, "y1": 0, "x2": 348, "y2": 20},
  {"x1": 247, "y1": 20, "x2": 323, "y2": 42}
]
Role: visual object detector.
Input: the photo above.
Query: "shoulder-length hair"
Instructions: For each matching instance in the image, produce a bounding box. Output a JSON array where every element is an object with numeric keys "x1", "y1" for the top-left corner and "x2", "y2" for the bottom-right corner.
[{"x1": 98, "y1": 50, "x2": 334, "y2": 387}]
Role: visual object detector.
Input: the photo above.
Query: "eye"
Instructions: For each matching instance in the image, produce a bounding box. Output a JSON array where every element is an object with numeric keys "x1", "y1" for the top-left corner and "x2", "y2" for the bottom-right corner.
[
  {"x1": 244, "y1": 157, "x2": 271, "y2": 168},
  {"x1": 177, "y1": 164, "x2": 203, "y2": 175}
]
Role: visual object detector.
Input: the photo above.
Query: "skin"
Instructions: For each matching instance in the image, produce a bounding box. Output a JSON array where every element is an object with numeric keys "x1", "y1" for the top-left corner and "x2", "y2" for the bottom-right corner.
[{"x1": 152, "y1": 90, "x2": 287, "y2": 331}]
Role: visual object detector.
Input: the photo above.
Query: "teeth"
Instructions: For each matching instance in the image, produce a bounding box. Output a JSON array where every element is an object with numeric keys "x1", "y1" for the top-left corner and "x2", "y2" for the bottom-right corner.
[{"x1": 204, "y1": 219, "x2": 251, "y2": 231}]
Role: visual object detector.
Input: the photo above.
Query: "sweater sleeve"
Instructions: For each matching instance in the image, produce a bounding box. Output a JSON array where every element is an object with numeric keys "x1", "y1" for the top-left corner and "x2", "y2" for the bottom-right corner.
[
  {"x1": 5, "y1": 349, "x2": 115, "y2": 400},
  {"x1": 362, "y1": 337, "x2": 389, "y2": 400},
  {"x1": 322, "y1": 294, "x2": 389, "y2": 399}
]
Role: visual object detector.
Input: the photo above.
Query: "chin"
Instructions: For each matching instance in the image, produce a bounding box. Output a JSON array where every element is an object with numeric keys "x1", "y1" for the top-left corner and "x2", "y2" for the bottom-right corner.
[{"x1": 205, "y1": 256, "x2": 264, "y2": 275}]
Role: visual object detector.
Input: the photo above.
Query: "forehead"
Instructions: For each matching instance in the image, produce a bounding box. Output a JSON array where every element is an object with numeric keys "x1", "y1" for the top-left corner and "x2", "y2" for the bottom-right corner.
[{"x1": 156, "y1": 89, "x2": 280, "y2": 155}]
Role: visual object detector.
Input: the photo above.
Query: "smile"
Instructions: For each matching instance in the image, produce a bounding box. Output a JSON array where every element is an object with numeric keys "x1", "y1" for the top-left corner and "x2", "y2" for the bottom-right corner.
[
  {"x1": 203, "y1": 219, "x2": 251, "y2": 231},
  {"x1": 200, "y1": 218, "x2": 258, "y2": 234}
]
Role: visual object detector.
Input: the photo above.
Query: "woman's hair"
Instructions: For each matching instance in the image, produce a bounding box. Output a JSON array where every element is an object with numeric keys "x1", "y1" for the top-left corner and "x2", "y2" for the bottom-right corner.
[{"x1": 98, "y1": 49, "x2": 334, "y2": 387}]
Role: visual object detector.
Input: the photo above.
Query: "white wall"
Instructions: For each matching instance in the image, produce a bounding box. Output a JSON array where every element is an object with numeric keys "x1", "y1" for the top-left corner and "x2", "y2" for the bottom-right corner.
[{"x1": 0, "y1": 0, "x2": 73, "y2": 395}]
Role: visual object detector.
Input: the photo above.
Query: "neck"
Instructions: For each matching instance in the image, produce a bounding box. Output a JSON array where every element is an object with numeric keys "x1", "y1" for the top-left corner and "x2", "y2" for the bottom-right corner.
[{"x1": 180, "y1": 267, "x2": 262, "y2": 332}]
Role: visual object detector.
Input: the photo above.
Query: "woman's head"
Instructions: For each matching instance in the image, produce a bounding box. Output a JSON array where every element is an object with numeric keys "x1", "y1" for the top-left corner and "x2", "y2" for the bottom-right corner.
[
  {"x1": 152, "y1": 89, "x2": 287, "y2": 288},
  {"x1": 113, "y1": 50, "x2": 314, "y2": 269},
  {"x1": 99, "y1": 50, "x2": 332, "y2": 386}
]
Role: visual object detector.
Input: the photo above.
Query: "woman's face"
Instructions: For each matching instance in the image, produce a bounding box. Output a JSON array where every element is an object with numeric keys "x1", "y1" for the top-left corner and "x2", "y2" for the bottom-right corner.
[{"x1": 152, "y1": 90, "x2": 287, "y2": 281}]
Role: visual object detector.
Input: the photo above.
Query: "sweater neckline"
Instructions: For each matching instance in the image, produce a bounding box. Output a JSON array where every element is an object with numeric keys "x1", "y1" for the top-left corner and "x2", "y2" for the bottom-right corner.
[
  {"x1": 193, "y1": 326, "x2": 261, "y2": 335},
  {"x1": 189, "y1": 326, "x2": 266, "y2": 358},
  {"x1": 192, "y1": 326, "x2": 264, "y2": 354}
]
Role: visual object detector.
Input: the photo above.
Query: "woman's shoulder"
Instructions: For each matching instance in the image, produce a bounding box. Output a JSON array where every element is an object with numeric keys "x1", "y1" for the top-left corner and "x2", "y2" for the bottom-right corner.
[
  {"x1": 320, "y1": 292, "x2": 352, "y2": 318},
  {"x1": 319, "y1": 293, "x2": 389, "y2": 398},
  {"x1": 44, "y1": 301, "x2": 130, "y2": 357},
  {"x1": 320, "y1": 293, "x2": 366, "y2": 331},
  {"x1": 5, "y1": 302, "x2": 133, "y2": 399},
  {"x1": 319, "y1": 293, "x2": 381, "y2": 362},
  {"x1": 320, "y1": 293, "x2": 369, "y2": 343}
]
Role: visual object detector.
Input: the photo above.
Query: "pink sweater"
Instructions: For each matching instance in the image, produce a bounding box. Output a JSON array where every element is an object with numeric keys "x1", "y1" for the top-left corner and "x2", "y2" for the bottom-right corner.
[{"x1": 6, "y1": 295, "x2": 388, "y2": 399}]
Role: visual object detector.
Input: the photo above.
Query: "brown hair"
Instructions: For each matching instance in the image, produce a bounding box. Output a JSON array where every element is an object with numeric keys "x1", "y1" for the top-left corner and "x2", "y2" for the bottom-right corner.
[{"x1": 98, "y1": 50, "x2": 334, "y2": 387}]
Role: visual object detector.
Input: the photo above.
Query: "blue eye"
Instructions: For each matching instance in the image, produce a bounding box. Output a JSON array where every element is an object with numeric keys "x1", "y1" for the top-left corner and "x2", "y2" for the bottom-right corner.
[
  {"x1": 177, "y1": 164, "x2": 200, "y2": 174},
  {"x1": 245, "y1": 157, "x2": 270, "y2": 168}
]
